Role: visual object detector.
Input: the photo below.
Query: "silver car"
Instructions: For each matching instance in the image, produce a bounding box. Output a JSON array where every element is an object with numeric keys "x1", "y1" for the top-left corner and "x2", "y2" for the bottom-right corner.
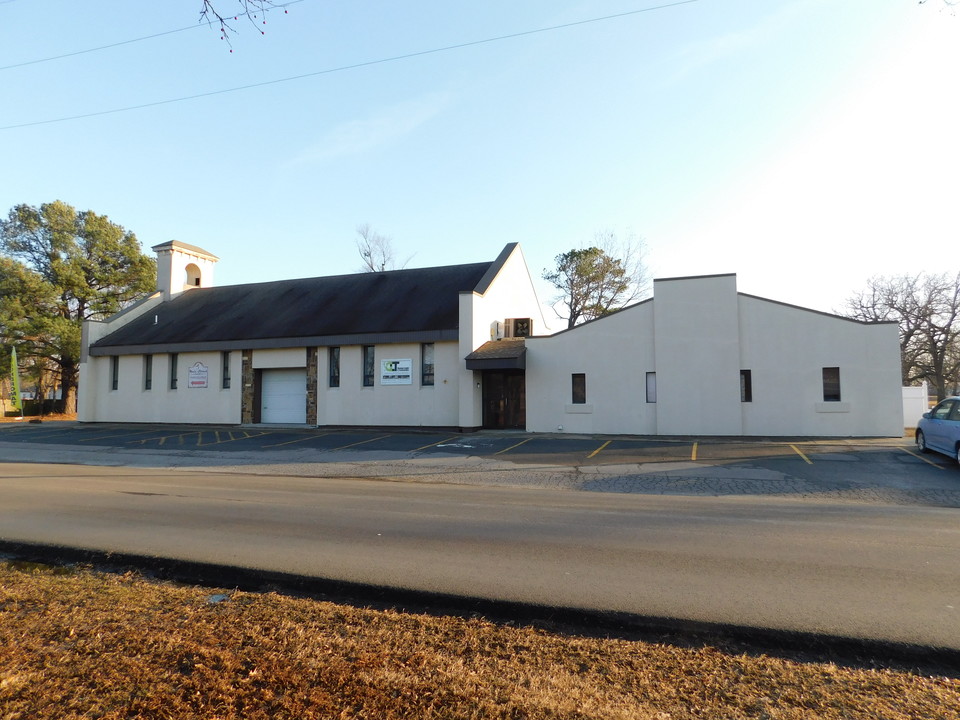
[{"x1": 916, "y1": 396, "x2": 960, "y2": 464}]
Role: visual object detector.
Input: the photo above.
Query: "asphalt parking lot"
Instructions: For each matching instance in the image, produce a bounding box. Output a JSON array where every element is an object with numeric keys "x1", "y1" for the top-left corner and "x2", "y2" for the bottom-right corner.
[
  {"x1": 0, "y1": 421, "x2": 924, "y2": 461},
  {"x1": 1, "y1": 421, "x2": 957, "y2": 507}
]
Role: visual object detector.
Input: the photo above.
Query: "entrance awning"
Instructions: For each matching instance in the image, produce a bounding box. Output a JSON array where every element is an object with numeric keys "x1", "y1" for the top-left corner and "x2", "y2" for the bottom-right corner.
[{"x1": 465, "y1": 338, "x2": 526, "y2": 370}]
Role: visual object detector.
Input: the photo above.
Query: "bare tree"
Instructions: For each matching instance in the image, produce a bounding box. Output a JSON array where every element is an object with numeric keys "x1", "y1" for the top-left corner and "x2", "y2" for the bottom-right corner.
[
  {"x1": 543, "y1": 230, "x2": 650, "y2": 329},
  {"x1": 355, "y1": 224, "x2": 409, "y2": 273},
  {"x1": 844, "y1": 272, "x2": 960, "y2": 400}
]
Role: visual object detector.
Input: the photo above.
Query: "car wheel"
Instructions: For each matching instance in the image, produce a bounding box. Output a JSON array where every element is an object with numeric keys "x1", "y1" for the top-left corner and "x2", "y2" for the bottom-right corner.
[
  {"x1": 917, "y1": 431, "x2": 929, "y2": 453},
  {"x1": 956, "y1": 444, "x2": 960, "y2": 466}
]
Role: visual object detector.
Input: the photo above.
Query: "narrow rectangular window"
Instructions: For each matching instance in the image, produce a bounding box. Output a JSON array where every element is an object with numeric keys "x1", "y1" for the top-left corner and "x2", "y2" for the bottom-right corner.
[
  {"x1": 110, "y1": 356, "x2": 119, "y2": 391},
  {"x1": 221, "y1": 351, "x2": 231, "y2": 389},
  {"x1": 421, "y1": 343, "x2": 435, "y2": 386},
  {"x1": 144, "y1": 355, "x2": 153, "y2": 391},
  {"x1": 571, "y1": 373, "x2": 586, "y2": 404},
  {"x1": 362, "y1": 345, "x2": 375, "y2": 387},
  {"x1": 329, "y1": 346, "x2": 340, "y2": 388},
  {"x1": 170, "y1": 353, "x2": 179, "y2": 390},
  {"x1": 740, "y1": 369, "x2": 752, "y2": 403},
  {"x1": 645, "y1": 372, "x2": 657, "y2": 403},
  {"x1": 822, "y1": 367, "x2": 840, "y2": 402}
]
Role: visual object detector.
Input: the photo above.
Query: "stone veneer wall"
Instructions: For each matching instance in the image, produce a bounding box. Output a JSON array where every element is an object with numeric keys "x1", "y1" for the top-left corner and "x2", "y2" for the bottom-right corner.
[
  {"x1": 306, "y1": 347, "x2": 318, "y2": 425},
  {"x1": 241, "y1": 349, "x2": 254, "y2": 424}
]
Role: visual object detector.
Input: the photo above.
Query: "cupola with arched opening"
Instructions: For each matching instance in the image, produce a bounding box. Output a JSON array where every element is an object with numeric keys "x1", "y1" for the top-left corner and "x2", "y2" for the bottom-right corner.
[{"x1": 151, "y1": 240, "x2": 219, "y2": 299}]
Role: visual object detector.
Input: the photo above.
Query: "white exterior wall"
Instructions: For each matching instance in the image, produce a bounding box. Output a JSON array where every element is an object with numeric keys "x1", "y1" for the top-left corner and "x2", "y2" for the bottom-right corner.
[
  {"x1": 156, "y1": 247, "x2": 216, "y2": 299},
  {"x1": 317, "y1": 342, "x2": 461, "y2": 427},
  {"x1": 738, "y1": 296, "x2": 902, "y2": 437},
  {"x1": 525, "y1": 302, "x2": 657, "y2": 435},
  {"x1": 525, "y1": 275, "x2": 903, "y2": 438},
  {"x1": 458, "y1": 245, "x2": 548, "y2": 428},
  {"x1": 80, "y1": 351, "x2": 241, "y2": 424},
  {"x1": 252, "y1": 348, "x2": 307, "y2": 369},
  {"x1": 653, "y1": 275, "x2": 743, "y2": 435},
  {"x1": 78, "y1": 293, "x2": 164, "y2": 422}
]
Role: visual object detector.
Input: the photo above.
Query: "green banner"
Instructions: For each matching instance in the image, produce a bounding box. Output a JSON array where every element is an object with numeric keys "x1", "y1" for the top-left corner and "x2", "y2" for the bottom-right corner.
[{"x1": 10, "y1": 347, "x2": 22, "y2": 413}]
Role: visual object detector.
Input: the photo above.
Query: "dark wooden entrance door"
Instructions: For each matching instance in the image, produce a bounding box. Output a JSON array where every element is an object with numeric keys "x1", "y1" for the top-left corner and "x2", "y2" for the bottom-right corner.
[{"x1": 482, "y1": 370, "x2": 525, "y2": 429}]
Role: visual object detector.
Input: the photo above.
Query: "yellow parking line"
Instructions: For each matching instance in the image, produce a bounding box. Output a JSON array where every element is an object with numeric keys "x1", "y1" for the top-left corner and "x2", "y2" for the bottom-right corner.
[
  {"x1": 198, "y1": 431, "x2": 270, "y2": 447},
  {"x1": 691, "y1": 442, "x2": 698, "y2": 461},
  {"x1": 0, "y1": 428, "x2": 69, "y2": 439},
  {"x1": 129, "y1": 431, "x2": 198, "y2": 446},
  {"x1": 79, "y1": 428, "x2": 160, "y2": 442},
  {"x1": 494, "y1": 438, "x2": 532, "y2": 455},
  {"x1": 262, "y1": 432, "x2": 331, "y2": 448},
  {"x1": 412, "y1": 436, "x2": 457, "y2": 452},
  {"x1": 331, "y1": 435, "x2": 390, "y2": 450},
  {"x1": 901, "y1": 447, "x2": 944, "y2": 469},
  {"x1": 790, "y1": 444, "x2": 813, "y2": 464},
  {"x1": 587, "y1": 440, "x2": 611, "y2": 459}
]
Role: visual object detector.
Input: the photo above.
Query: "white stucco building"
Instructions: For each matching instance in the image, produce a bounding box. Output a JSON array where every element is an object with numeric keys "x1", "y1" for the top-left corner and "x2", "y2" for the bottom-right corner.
[
  {"x1": 524, "y1": 273, "x2": 903, "y2": 437},
  {"x1": 79, "y1": 242, "x2": 903, "y2": 437},
  {"x1": 80, "y1": 241, "x2": 546, "y2": 430}
]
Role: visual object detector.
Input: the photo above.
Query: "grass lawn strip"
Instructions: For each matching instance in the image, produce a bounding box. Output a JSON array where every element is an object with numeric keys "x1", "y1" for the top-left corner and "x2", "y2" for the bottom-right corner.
[{"x1": 0, "y1": 561, "x2": 957, "y2": 719}]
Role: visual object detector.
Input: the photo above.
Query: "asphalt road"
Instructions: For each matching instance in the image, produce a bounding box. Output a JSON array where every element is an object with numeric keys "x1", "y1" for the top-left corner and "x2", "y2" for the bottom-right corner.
[{"x1": 1, "y1": 461, "x2": 957, "y2": 651}]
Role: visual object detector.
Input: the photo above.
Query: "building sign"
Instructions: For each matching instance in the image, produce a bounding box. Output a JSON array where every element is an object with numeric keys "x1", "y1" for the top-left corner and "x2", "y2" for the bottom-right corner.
[
  {"x1": 188, "y1": 362, "x2": 209, "y2": 388},
  {"x1": 380, "y1": 358, "x2": 412, "y2": 385}
]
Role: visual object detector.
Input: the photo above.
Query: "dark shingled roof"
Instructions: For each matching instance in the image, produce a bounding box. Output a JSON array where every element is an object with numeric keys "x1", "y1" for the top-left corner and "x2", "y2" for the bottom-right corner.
[
  {"x1": 91, "y1": 259, "x2": 495, "y2": 353},
  {"x1": 464, "y1": 338, "x2": 526, "y2": 370}
]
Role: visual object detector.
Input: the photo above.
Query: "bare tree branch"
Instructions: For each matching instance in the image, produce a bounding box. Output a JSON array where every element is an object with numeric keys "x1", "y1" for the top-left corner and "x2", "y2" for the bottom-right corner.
[
  {"x1": 199, "y1": 0, "x2": 285, "y2": 47},
  {"x1": 355, "y1": 224, "x2": 410, "y2": 273}
]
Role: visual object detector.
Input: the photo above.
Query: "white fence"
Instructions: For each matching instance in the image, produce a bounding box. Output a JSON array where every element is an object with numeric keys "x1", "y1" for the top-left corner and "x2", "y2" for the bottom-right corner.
[{"x1": 902, "y1": 382, "x2": 929, "y2": 429}]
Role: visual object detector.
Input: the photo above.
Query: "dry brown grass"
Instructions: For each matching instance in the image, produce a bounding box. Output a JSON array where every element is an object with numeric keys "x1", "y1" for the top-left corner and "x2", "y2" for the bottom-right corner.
[{"x1": 0, "y1": 562, "x2": 957, "y2": 720}]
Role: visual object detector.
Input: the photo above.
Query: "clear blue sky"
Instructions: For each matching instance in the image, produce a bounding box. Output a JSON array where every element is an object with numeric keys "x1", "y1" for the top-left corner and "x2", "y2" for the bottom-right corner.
[{"x1": 1, "y1": 1, "x2": 957, "y2": 323}]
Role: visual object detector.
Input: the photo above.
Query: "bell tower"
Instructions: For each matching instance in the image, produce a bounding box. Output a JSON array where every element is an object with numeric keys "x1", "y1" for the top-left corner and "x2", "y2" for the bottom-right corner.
[{"x1": 152, "y1": 240, "x2": 219, "y2": 299}]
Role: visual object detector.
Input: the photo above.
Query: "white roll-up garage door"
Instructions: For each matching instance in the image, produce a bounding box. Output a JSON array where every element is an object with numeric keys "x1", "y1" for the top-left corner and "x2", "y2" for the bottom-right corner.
[{"x1": 260, "y1": 368, "x2": 307, "y2": 424}]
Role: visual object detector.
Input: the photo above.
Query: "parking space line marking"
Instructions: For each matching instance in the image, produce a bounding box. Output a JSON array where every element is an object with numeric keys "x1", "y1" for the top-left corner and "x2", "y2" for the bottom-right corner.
[
  {"x1": 198, "y1": 431, "x2": 270, "y2": 447},
  {"x1": 494, "y1": 438, "x2": 532, "y2": 455},
  {"x1": 901, "y1": 447, "x2": 944, "y2": 469},
  {"x1": 330, "y1": 435, "x2": 390, "y2": 451},
  {"x1": 0, "y1": 428, "x2": 73, "y2": 439},
  {"x1": 262, "y1": 433, "x2": 331, "y2": 448},
  {"x1": 790, "y1": 444, "x2": 813, "y2": 464},
  {"x1": 81, "y1": 428, "x2": 163, "y2": 442},
  {"x1": 412, "y1": 436, "x2": 457, "y2": 452},
  {"x1": 129, "y1": 431, "x2": 199, "y2": 446},
  {"x1": 691, "y1": 442, "x2": 698, "y2": 461},
  {"x1": 587, "y1": 440, "x2": 611, "y2": 459}
]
